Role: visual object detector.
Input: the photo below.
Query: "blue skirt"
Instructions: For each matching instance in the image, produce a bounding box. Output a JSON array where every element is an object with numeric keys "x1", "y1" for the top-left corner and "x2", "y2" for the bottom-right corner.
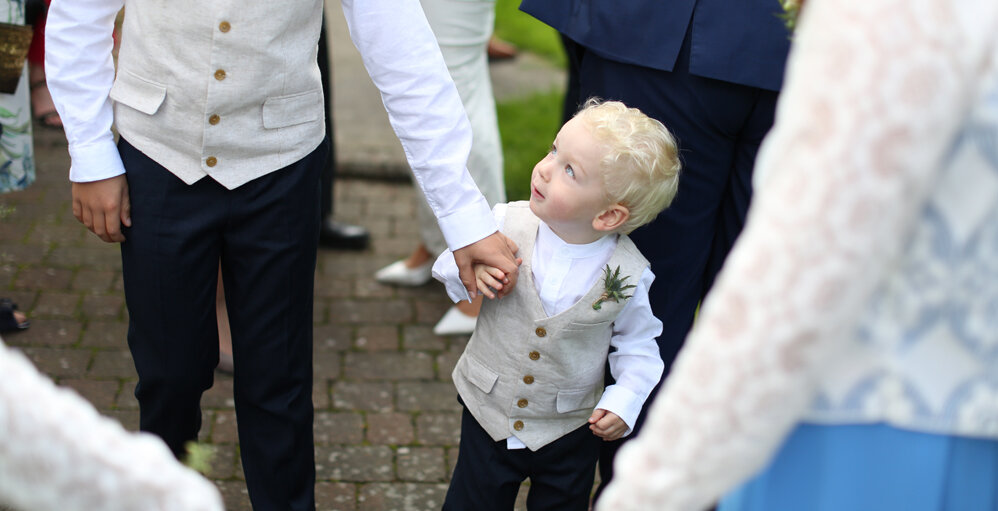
[{"x1": 719, "y1": 423, "x2": 998, "y2": 511}]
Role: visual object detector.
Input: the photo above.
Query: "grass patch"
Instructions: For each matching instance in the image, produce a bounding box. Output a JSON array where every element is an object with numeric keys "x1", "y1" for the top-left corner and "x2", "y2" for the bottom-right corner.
[
  {"x1": 498, "y1": 90, "x2": 564, "y2": 201},
  {"x1": 491, "y1": 0, "x2": 567, "y2": 201},
  {"x1": 494, "y1": 0, "x2": 566, "y2": 67}
]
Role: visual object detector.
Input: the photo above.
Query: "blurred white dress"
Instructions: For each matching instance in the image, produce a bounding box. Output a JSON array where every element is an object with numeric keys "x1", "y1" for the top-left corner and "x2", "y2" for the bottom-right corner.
[
  {"x1": 596, "y1": 0, "x2": 998, "y2": 509},
  {"x1": 0, "y1": 340, "x2": 223, "y2": 511}
]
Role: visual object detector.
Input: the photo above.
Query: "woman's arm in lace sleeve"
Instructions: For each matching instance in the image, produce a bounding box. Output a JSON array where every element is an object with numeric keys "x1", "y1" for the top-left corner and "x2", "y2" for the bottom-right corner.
[
  {"x1": 596, "y1": 0, "x2": 998, "y2": 509},
  {"x1": 0, "y1": 344, "x2": 223, "y2": 511}
]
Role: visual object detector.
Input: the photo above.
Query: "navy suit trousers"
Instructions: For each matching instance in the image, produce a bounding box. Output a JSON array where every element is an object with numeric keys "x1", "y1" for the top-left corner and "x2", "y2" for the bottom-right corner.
[
  {"x1": 119, "y1": 137, "x2": 325, "y2": 511},
  {"x1": 444, "y1": 406, "x2": 602, "y2": 511}
]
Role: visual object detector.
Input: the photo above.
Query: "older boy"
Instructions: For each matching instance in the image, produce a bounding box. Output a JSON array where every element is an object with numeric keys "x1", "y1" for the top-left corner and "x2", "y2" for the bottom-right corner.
[{"x1": 432, "y1": 100, "x2": 681, "y2": 510}]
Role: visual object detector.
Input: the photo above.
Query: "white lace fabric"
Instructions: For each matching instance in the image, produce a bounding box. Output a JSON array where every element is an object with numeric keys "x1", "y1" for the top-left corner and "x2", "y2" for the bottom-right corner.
[
  {"x1": 0, "y1": 341, "x2": 223, "y2": 511},
  {"x1": 595, "y1": 0, "x2": 998, "y2": 509}
]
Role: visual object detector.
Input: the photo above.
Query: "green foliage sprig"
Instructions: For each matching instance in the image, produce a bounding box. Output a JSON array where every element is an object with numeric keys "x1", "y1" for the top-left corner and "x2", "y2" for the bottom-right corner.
[{"x1": 593, "y1": 265, "x2": 635, "y2": 311}]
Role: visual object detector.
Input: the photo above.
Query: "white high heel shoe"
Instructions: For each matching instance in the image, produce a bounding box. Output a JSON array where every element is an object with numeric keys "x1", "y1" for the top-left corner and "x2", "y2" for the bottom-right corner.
[
  {"x1": 374, "y1": 259, "x2": 434, "y2": 287},
  {"x1": 432, "y1": 306, "x2": 478, "y2": 336}
]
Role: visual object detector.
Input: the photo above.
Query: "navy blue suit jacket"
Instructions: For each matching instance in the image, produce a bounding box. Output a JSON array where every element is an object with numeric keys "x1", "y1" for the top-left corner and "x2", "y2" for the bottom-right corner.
[{"x1": 520, "y1": 0, "x2": 791, "y2": 91}]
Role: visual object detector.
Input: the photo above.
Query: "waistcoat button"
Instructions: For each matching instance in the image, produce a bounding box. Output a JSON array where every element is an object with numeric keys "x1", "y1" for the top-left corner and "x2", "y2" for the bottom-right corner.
[
  {"x1": 206, "y1": 156, "x2": 218, "y2": 167},
  {"x1": 214, "y1": 69, "x2": 226, "y2": 81},
  {"x1": 219, "y1": 21, "x2": 231, "y2": 33},
  {"x1": 535, "y1": 327, "x2": 546, "y2": 337},
  {"x1": 513, "y1": 420, "x2": 524, "y2": 431},
  {"x1": 208, "y1": 114, "x2": 220, "y2": 125},
  {"x1": 517, "y1": 398, "x2": 528, "y2": 408},
  {"x1": 523, "y1": 375, "x2": 534, "y2": 384},
  {"x1": 528, "y1": 351, "x2": 540, "y2": 361}
]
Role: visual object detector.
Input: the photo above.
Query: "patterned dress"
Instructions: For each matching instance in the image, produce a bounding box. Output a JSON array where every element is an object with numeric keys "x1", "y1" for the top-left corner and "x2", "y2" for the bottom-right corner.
[{"x1": 0, "y1": 0, "x2": 34, "y2": 194}]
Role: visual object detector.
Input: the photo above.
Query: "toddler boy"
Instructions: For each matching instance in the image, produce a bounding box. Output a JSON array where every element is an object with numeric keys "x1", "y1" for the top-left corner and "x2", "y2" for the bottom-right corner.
[{"x1": 432, "y1": 100, "x2": 681, "y2": 510}]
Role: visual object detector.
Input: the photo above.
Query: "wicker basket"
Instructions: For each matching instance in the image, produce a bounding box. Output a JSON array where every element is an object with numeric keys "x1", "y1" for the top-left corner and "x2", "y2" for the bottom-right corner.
[{"x1": 0, "y1": 22, "x2": 34, "y2": 94}]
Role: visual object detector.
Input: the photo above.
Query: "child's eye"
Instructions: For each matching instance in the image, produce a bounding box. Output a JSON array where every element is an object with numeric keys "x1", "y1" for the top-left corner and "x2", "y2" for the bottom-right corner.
[
  {"x1": 549, "y1": 145, "x2": 557, "y2": 155},
  {"x1": 565, "y1": 165, "x2": 575, "y2": 178}
]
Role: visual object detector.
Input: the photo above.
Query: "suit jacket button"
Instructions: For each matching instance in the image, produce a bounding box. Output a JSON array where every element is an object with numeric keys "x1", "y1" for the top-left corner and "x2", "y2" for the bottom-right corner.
[
  {"x1": 523, "y1": 375, "x2": 534, "y2": 384},
  {"x1": 535, "y1": 327, "x2": 546, "y2": 337},
  {"x1": 517, "y1": 398, "x2": 528, "y2": 408},
  {"x1": 513, "y1": 420, "x2": 524, "y2": 431},
  {"x1": 528, "y1": 351, "x2": 540, "y2": 361}
]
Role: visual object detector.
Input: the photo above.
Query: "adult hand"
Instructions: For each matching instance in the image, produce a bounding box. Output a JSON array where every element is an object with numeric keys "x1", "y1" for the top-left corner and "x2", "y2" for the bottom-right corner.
[
  {"x1": 453, "y1": 231, "x2": 520, "y2": 299},
  {"x1": 71, "y1": 175, "x2": 131, "y2": 243}
]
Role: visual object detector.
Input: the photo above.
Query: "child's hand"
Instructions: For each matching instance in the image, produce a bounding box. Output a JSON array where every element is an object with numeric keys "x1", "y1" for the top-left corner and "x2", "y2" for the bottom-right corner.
[
  {"x1": 588, "y1": 409, "x2": 627, "y2": 441},
  {"x1": 474, "y1": 263, "x2": 509, "y2": 299}
]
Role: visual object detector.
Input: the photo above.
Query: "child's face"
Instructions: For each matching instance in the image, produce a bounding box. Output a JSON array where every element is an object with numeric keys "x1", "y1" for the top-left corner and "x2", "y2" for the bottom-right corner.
[{"x1": 529, "y1": 116, "x2": 614, "y2": 243}]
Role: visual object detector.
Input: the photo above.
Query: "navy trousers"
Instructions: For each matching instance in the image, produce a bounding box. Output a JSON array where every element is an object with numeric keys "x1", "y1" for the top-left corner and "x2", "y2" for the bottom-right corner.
[
  {"x1": 444, "y1": 407, "x2": 602, "y2": 511},
  {"x1": 119, "y1": 138, "x2": 325, "y2": 511},
  {"x1": 563, "y1": 34, "x2": 780, "y2": 496}
]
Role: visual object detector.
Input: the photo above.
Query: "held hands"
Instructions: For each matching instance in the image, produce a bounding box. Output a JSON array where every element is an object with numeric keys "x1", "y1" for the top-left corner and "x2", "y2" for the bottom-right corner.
[
  {"x1": 589, "y1": 409, "x2": 627, "y2": 441},
  {"x1": 453, "y1": 231, "x2": 521, "y2": 299},
  {"x1": 71, "y1": 175, "x2": 131, "y2": 243},
  {"x1": 474, "y1": 263, "x2": 511, "y2": 299}
]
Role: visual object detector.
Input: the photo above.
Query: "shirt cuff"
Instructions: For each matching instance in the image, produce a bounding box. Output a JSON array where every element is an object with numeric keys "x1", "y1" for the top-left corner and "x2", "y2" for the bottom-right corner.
[
  {"x1": 68, "y1": 135, "x2": 126, "y2": 183},
  {"x1": 431, "y1": 251, "x2": 473, "y2": 303},
  {"x1": 596, "y1": 384, "x2": 645, "y2": 437},
  {"x1": 435, "y1": 195, "x2": 497, "y2": 251}
]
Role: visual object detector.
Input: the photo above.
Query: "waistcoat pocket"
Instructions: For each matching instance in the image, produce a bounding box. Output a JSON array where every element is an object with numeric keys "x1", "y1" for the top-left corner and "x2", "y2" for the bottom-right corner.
[
  {"x1": 556, "y1": 387, "x2": 597, "y2": 413},
  {"x1": 459, "y1": 355, "x2": 499, "y2": 394},
  {"x1": 109, "y1": 70, "x2": 167, "y2": 115},
  {"x1": 262, "y1": 89, "x2": 323, "y2": 129}
]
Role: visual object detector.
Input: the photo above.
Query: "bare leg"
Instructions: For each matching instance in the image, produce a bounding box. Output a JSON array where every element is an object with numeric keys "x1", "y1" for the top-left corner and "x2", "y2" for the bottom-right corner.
[
  {"x1": 404, "y1": 244, "x2": 433, "y2": 269},
  {"x1": 216, "y1": 265, "x2": 233, "y2": 373}
]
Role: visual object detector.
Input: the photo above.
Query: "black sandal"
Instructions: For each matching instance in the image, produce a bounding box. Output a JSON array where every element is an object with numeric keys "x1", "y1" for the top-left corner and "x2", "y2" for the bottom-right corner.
[
  {"x1": 30, "y1": 80, "x2": 64, "y2": 131},
  {"x1": 0, "y1": 298, "x2": 30, "y2": 333}
]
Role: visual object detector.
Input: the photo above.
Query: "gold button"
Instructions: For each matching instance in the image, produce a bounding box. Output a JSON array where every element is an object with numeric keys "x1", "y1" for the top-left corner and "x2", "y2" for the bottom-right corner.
[
  {"x1": 535, "y1": 327, "x2": 546, "y2": 337},
  {"x1": 523, "y1": 375, "x2": 534, "y2": 384},
  {"x1": 219, "y1": 21, "x2": 231, "y2": 33},
  {"x1": 214, "y1": 69, "x2": 226, "y2": 81},
  {"x1": 208, "y1": 114, "x2": 220, "y2": 125},
  {"x1": 529, "y1": 351, "x2": 540, "y2": 361},
  {"x1": 517, "y1": 398, "x2": 528, "y2": 408},
  {"x1": 513, "y1": 420, "x2": 524, "y2": 431},
  {"x1": 206, "y1": 156, "x2": 218, "y2": 167}
]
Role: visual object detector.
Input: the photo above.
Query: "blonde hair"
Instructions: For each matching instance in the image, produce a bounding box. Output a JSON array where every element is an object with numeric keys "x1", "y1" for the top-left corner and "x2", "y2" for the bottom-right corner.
[{"x1": 574, "y1": 98, "x2": 681, "y2": 234}]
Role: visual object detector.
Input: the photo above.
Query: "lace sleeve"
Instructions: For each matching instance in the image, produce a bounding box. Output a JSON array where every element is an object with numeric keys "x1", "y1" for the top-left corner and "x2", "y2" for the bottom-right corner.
[
  {"x1": 0, "y1": 343, "x2": 223, "y2": 511},
  {"x1": 595, "y1": 0, "x2": 998, "y2": 509}
]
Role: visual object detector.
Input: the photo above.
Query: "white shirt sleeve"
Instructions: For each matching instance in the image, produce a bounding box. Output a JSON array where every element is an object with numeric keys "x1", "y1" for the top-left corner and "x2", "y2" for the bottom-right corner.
[
  {"x1": 595, "y1": 0, "x2": 998, "y2": 510},
  {"x1": 597, "y1": 267, "x2": 664, "y2": 435},
  {"x1": 45, "y1": 0, "x2": 126, "y2": 183},
  {"x1": 340, "y1": 0, "x2": 497, "y2": 251},
  {"x1": 0, "y1": 342, "x2": 223, "y2": 511},
  {"x1": 433, "y1": 202, "x2": 509, "y2": 302}
]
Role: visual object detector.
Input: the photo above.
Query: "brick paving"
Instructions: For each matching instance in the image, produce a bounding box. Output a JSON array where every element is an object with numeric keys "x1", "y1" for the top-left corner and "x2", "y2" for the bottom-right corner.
[{"x1": 1, "y1": 127, "x2": 542, "y2": 510}]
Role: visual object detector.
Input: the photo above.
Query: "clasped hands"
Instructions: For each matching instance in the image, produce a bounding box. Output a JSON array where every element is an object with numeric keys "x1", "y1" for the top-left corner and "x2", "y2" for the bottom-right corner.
[{"x1": 453, "y1": 232, "x2": 522, "y2": 299}]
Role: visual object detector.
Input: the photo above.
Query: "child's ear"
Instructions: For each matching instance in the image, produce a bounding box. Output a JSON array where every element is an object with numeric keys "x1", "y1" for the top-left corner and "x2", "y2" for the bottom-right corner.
[{"x1": 593, "y1": 204, "x2": 629, "y2": 232}]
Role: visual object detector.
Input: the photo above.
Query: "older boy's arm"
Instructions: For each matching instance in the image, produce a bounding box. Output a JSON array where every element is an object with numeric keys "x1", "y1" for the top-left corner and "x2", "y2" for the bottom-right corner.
[
  {"x1": 597, "y1": 269, "x2": 664, "y2": 435},
  {"x1": 339, "y1": 0, "x2": 519, "y2": 294},
  {"x1": 47, "y1": 0, "x2": 129, "y2": 243}
]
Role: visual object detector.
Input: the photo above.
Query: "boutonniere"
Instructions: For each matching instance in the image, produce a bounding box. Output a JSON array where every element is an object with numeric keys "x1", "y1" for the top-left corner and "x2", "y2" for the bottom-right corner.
[
  {"x1": 778, "y1": 0, "x2": 805, "y2": 34},
  {"x1": 592, "y1": 265, "x2": 636, "y2": 311}
]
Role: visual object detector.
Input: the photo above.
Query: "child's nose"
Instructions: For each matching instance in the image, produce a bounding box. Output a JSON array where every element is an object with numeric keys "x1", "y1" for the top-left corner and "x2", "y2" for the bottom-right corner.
[{"x1": 537, "y1": 161, "x2": 552, "y2": 181}]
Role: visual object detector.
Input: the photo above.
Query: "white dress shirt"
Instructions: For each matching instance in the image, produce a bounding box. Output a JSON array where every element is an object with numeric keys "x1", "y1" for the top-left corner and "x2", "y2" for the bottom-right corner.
[
  {"x1": 45, "y1": 0, "x2": 496, "y2": 251},
  {"x1": 434, "y1": 203, "x2": 665, "y2": 448}
]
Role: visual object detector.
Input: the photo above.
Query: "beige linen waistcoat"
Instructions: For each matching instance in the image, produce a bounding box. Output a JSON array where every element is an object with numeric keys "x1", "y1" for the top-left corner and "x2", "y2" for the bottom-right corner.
[
  {"x1": 452, "y1": 202, "x2": 649, "y2": 451},
  {"x1": 111, "y1": 1, "x2": 325, "y2": 189}
]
